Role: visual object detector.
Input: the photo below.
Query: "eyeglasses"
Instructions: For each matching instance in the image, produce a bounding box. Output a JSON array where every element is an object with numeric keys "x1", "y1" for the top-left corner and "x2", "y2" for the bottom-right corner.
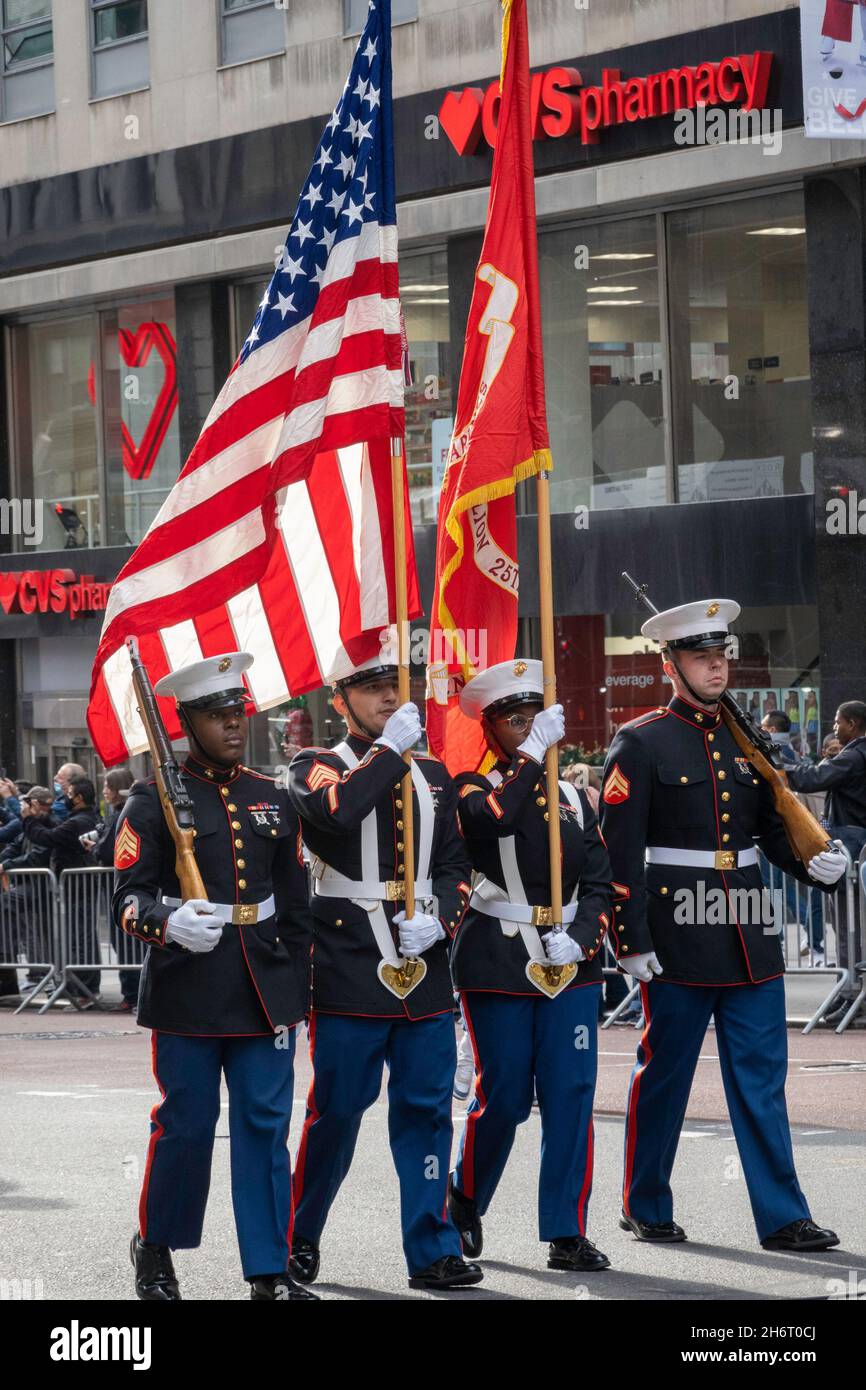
[{"x1": 493, "y1": 712, "x2": 537, "y2": 733}]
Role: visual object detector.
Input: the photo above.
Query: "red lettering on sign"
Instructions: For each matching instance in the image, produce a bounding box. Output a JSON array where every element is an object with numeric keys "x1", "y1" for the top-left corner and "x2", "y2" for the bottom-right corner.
[{"x1": 0, "y1": 569, "x2": 110, "y2": 619}]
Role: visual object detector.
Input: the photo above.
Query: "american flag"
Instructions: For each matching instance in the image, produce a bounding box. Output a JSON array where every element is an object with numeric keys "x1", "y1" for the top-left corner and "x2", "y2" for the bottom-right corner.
[{"x1": 88, "y1": 0, "x2": 419, "y2": 766}]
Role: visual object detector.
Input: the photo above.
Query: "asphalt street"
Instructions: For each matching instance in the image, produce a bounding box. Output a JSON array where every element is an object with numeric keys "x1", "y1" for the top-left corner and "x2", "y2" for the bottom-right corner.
[{"x1": 1, "y1": 1006, "x2": 864, "y2": 1302}]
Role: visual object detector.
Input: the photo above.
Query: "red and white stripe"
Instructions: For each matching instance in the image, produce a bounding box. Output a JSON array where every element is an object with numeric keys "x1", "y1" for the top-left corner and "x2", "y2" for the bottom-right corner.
[{"x1": 88, "y1": 222, "x2": 413, "y2": 765}]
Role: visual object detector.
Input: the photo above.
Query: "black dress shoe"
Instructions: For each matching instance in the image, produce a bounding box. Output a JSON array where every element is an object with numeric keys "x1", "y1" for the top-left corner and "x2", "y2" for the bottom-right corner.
[
  {"x1": 408, "y1": 1255, "x2": 484, "y2": 1290},
  {"x1": 288, "y1": 1236, "x2": 320, "y2": 1284},
  {"x1": 548, "y1": 1236, "x2": 611, "y2": 1271},
  {"x1": 447, "y1": 1178, "x2": 483, "y2": 1259},
  {"x1": 619, "y1": 1210, "x2": 686, "y2": 1242},
  {"x1": 761, "y1": 1219, "x2": 840, "y2": 1252},
  {"x1": 249, "y1": 1273, "x2": 320, "y2": 1301},
  {"x1": 130, "y1": 1232, "x2": 181, "y2": 1301}
]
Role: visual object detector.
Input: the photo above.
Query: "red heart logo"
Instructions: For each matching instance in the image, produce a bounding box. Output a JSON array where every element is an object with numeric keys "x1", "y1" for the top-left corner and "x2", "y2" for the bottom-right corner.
[
  {"x1": 439, "y1": 87, "x2": 485, "y2": 156},
  {"x1": 117, "y1": 322, "x2": 178, "y2": 482},
  {"x1": 0, "y1": 573, "x2": 21, "y2": 615}
]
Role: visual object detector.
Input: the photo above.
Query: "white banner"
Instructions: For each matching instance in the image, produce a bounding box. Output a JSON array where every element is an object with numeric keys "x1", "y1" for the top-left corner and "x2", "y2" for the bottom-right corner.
[{"x1": 802, "y1": 0, "x2": 866, "y2": 137}]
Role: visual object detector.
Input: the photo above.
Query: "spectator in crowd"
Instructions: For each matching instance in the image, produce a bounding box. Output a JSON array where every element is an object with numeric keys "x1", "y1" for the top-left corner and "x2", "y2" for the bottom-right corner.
[
  {"x1": 52, "y1": 763, "x2": 86, "y2": 824},
  {"x1": 26, "y1": 776, "x2": 100, "y2": 1003},
  {"x1": 761, "y1": 711, "x2": 824, "y2": 959},
  {"x1": 0, "y1": 787, "x2": 56, "y2": 998},
  {"x1": 0, "y1": 777, "x2": 23, "y2": 850},
  {"x1": 560, "y1": 761, "x2": 602, "y2": 813},
  {"x1": 788, "y1": 701, "x2": 866, "y2": 992},
  {"x1": 84, "y1": 767, "x2": 140, "y2": 1011},
  {"x1": 762, "y1": 710, "x2": 800, "y2": 768}
]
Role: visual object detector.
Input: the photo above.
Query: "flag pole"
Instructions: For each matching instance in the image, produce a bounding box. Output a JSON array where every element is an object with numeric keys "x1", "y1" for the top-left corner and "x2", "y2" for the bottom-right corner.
[
  {"x1": 390, "y1": 435, "x2": 415, "y2": 921},
  {"x1": 536, "y1": 465, "x2": 563, "y2": 929}
]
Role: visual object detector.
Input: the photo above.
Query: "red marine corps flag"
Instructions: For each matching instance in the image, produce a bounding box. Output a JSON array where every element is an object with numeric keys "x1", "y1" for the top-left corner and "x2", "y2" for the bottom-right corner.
[
  {"x1": 426, "y1": 0, "x2": 551, "y2": 775},
  {"x1": 87, "y1": 1, "x2": 419, "y2": 766}
]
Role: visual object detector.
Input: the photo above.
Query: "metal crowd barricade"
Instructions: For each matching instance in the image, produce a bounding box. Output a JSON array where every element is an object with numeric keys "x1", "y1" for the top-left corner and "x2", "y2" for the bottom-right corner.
[
  {"x1": 44, "y1": 866, "x2": 144, "y2": 1013},
  {"x1": 803, "y1": 844, "x2": 866, "y2": 1035},
  {"x1": 0, "y1": 867, "x2": 59, "y2": 1013}
]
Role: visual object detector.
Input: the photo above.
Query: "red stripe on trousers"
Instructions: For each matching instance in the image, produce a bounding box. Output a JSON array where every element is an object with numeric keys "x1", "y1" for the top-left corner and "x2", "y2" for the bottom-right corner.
[
  {"x1": 622, "y1": 980, "x2": 652, "y2": 1217},
  {"x1": 291, "y1": 1017, "x2": 319, "y2": 1217},
  {"x1": 458, "y1": 994, "x2": 487, "y2": 1202},
  {"x1": 138, "y1": 1031, "x2": 167, "y2": 1240},
  {"x1": 576, "y1": 1119, "x2": 595, "y2": 1236}
]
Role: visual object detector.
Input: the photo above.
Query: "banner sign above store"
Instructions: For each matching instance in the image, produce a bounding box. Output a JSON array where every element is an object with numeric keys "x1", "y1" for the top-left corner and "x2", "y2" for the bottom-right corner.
[
  {"x1": 0, "y1": 569, "x2": 111, "y2": 620},
  {"x1": 439, "y1": 50, "x2": 775, "y2": 154}
]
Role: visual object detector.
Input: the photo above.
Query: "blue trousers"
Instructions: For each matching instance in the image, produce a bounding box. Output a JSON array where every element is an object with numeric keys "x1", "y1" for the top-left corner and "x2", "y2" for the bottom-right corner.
[
  {"x1": 140, "y1": 1030, "x2": 296, "y2": 1279},
  {"x1": 454, "y1": 986, "x2": 601, "y2": 1242},
  {"x1": 292, "y1": 1011, "x2": 461, "y2": 1275},
  {"x1": 623, "y1": 978, "x2": 811, "y2": 1241}
]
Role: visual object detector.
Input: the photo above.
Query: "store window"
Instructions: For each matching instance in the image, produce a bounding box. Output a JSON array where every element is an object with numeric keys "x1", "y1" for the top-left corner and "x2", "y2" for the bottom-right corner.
[
  {"x1": 401, "y1": 249, "x2": 452, "y2": 526},
  {"x1": 8, "y1": 295, "x2": 181, "y2": 551},
  {"x1": 344, "y1": 0, "x2": 416, "y2": 35},
  {"x1": 1, "y1": 0, "x2": 53, "y2": 121},
  {"x1": 535, "y1": 216, "x2": 664, "y2": 514},
  {"x1": 667, "y1": 190, "x2": 812, "y2": 502},
  {"x1": 219, "y1": 0, "x2": 285, "y2": 66},
  {"x1": 90, "y1": 0, "x2": 148, "y2": 99}
]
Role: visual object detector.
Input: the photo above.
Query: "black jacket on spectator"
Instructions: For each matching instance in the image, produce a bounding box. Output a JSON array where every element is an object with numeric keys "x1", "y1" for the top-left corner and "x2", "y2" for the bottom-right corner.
[
  {"x1": 91, "y1": 807, "x2": 120, "y2": 868},
  {"x1": 24, "y1": 807, "x2": 98, "y2": 874},
  {"x1": 3, "y1": 816, "x2": 55, "y2": 872},
  {"x1": 788, "y1": 736, "x2": 866, "y2": 830}
]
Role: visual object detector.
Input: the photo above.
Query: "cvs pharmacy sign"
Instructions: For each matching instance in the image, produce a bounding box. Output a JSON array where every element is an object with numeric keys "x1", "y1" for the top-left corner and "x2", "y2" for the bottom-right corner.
[{"x1": 0, "y1": 569, "x2": 111, "y2": 620}]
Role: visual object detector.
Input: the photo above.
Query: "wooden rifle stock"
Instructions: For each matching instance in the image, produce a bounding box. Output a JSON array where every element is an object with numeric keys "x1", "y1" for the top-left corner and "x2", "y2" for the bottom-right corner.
[
  {"x1": 719, "y1": 703, "x2": 832, "y2": 865},
  {"x1": 126, "y1": 638, "x2": 206, "y2": 902}
]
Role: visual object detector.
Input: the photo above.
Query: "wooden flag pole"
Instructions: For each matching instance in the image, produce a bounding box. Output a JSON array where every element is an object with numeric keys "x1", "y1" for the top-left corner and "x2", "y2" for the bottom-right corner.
[
  {"x1": 390, "y1": 436, "x2": 415, "y2": 921},
  {"x1": 536, "y1": 465, "x2": 563, "y2": 929}
]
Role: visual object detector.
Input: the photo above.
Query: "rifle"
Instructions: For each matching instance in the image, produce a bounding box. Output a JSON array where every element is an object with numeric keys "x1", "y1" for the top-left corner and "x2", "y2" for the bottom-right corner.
[
  {"x1": 622, "y1": 573, "x2": 832, "y2": 865},
  {"x1": 126, "y1": 637, "x2": 207, "y2": 901}
]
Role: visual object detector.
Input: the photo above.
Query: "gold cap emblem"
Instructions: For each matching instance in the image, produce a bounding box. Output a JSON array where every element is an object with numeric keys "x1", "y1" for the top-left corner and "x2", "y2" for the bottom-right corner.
[
  {"x1": 706, "y1": 603, "x2": 720, "y2": 618},
  {"x1": 218, "y1": 657, "x2": 232, "y2": 673},
  {"x1": 513, "y1": 660, "x2": 528, "y2": 676}
]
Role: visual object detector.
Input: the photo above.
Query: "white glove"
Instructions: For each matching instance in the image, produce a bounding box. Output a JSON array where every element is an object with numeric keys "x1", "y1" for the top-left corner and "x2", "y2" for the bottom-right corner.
[
  {"x1": 807, "y1": 841, "x2": 848, "y2": 885},
  {"x1": 541, "y1": 929, "x2": 584, "y2": 965},
  {"x1": 393, "y1": 908, "x2": 445, "y2": 956},
  {"x1": 619, "y1": 950, "x2": 663, "y2": 982},
  {"x1": 378, "y1": 702, "x2": 422, "y2": 755},
  {"x1": 165, "y1": 899, "x2": 224, "y2": 953},
  {"x1": 517, "y1": 704, "x2": 565, "y2": 763}
]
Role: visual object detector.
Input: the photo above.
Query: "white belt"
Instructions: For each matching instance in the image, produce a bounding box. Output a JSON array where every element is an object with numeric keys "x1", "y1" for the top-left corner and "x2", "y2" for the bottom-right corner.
[
  {"x1": 162, "y1": 894, "x2": 275, "y2": 925},
  {"x1": 469, "y1": 891, "x2": 579, "y2": 927},
  {"x1": 645, "y1": 847, "x2": 758, "y2": 871},
  {"x1": 310, "y1": 860, "x2": 432, "y2": 903}
]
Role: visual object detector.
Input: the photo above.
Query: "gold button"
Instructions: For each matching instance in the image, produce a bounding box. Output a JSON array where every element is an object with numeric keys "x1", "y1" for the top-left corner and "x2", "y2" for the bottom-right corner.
[
  {"x1": 395, "y1": 799, "x2": 403, "y2": 809},
  {"x1": 752, "y1": 778, "x2": 759, "y2": 785},
  {"x1": 722, "y1": 813, "x2": 730, "y2": 823},
  {"x1": 615, "y1": 904, "x2": 622, "y2": 912},
  {"x1": 271, "y1": 828, "x2": 277, "y2": 836},
  {"x1": 206, "y1": 768, "x2": 214, "y2": 778},
  {"x1": 232, "y1": 820, "x2": 241, "y2": 829},
  {"x1": 449, "y1": 920, "x2": 455, "y2": 928},
  {"x1": 543, "y1": 812, "x2": 549, "y2": 821},
  {"x1": 722, "y1": 792, "x2": 731, "y2": 802},
  {"x1": 397, "y1": 841, "x2": 404, "y2": 851},
  {"x1": 718, "y1": 771, "x2": 726, "y2": 780},
  {"x1": 722, "y1": 834, "x2": 730, "y2": 843},
  {"x1": 221, "y1": 787, "x2": 229, "y2": 797},
  {"x1": 235, "y1": 838, "x2": 243, "y2": 848},
  {"x1": 335, "y1": 918, "x2": 343, "y2": 926},
  {"x1": 228, "y1": 804, "x2": 237, "y2": 812},
  {"x1": 707, "y1": 733, "x2": 714, "y2": 742},
  {"x1": 695, "y1": 713, "x2": 704, "y2": 723},
  {"x1": 397, "y1": 866, "x2": 405, "y2": 876},
  {"x1": 238, "y1": 878, "x2": 247, "y2": 889},
  {"x1": 396, "y1": 820, "x2": 403, "y2": 830},
  {"x1": 394, "y1": 784, "x2": 401, "y2": 792},
  {"x1": 712, "y1": 752, "x2": 720, "y2": 761},
  {"x1": 536, "y1": 797, "x2": 546, "y2": 806},
  {"x1": 237, "y1": 859, "x2": 246, "y2": 869},
  {"x1": 622, "y1": 944, "x2": 629, "y2": 953},
  {"x1": 660, "y1": 886, "x2": 669, "y2": 896},
  {"x1": 680, "y1": 776, "x2": 688, "y2": 784}
]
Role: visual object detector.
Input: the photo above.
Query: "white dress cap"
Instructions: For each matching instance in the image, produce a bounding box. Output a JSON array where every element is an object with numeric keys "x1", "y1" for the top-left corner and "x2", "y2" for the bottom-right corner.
[{"x1": 459, "y1": 658, "x2": 544, "y2": 721}]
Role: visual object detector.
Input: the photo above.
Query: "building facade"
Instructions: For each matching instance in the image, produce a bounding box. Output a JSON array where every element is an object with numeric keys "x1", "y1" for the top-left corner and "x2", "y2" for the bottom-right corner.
[{"x1": 0, "y1": 0, "x2": 864, "y2": 780}]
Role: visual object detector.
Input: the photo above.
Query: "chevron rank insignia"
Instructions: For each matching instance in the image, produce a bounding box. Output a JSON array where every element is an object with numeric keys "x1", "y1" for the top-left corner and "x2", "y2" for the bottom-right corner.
[
  {"x1": 306, "y1": 761, "x2": 341, "y2": 792},
  {"x1": 603, "y1": 764, "x2": 630, "y2": 805},
  {"x1": 114, "y1": 820, "x2": 141, "y2": 870}
]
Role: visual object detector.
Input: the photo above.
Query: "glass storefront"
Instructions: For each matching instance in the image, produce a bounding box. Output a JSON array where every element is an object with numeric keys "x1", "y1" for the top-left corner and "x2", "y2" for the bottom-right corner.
[{"x1": 8, "y1": 294, "x2": 181, "y2": 550}]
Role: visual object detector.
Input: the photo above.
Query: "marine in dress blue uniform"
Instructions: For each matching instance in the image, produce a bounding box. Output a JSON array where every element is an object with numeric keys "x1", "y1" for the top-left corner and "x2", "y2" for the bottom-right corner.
[
  {"x1": 113, "y1": 652, "x2": 316, "y2": 1301},
  {"x1": 600, "y1": 601, "x2": 845, "y2": 1252},
  {"x1": 447, "y1": 660, "x2": 613, "y2": 1273},
  {"x1": 286, "y1": 653, "x2": 483, "y2": 1291}
]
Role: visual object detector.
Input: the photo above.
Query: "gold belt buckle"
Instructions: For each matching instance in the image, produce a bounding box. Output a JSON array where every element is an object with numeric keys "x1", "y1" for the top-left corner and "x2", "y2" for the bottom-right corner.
[
  {"x1": 232, "y1": 903, "x2": 258, "y2": 925},
  {"x1": 714, "y1": 851, "x2": 736, "y2": 871},
  {"x1": 531, "y1": 905, "x2": 554, "y2": 928},
  {"x1": 384, "y1": 881, "x2": 406, "y2": 902}
]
